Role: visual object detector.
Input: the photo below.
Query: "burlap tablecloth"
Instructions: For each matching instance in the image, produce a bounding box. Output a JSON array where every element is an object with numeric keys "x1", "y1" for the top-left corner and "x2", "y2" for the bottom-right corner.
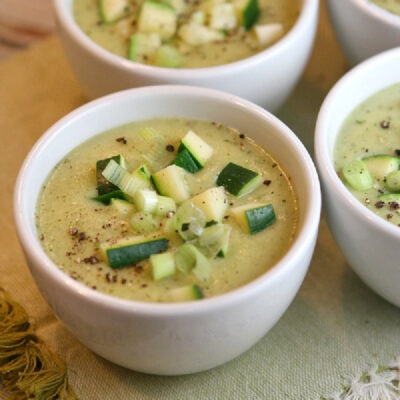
[{"x1": 1, "y1": 3, "x2": 400, "y2": 399}]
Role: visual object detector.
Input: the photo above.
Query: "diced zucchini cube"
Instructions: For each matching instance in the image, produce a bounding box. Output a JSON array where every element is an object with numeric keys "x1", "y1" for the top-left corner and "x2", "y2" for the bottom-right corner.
[
  {"x1": 163, "y1": 0, "x2": 187, "y2": 14},
  {"x1": 165, "y1": 284, "x2": 204, "y2": 302},
  {"x1": 234, "y1": 0, "x2": 260, "y2": 30},
  {"x1": 231, "y1": 203, "x2": 276, "y2": 234},
  {"x1": 217, "y1": 162, "x2": 263, "y2": 197},
  {"x1": 130, "y1": 212, "x2": 159, "y2": 234},
  {"x1": 178, "y1": 23, "x2": 224, "y2": 46},
  {"x1": 150, "y1": 251, "x2": 175, "y2": 281},
  {"x1": 129, "y1": 33, "x2": 161, "y2": 63},
  {"x1": 209, "y1": 3, "x2": 237, "y2": 30},
  {"x1": 152, "y1": 165, "x2": 190, "y2": 204},
  {"x1": 362, "y1": 155, "x2": 400, "y2": 181},
  {"x1": 191, "y1": 10, "x2": 206, "y2": 25},
  {"x1": 155, "y1": 45, "x2": 183, "y2": 68},
  {"x1": 179, "y1": 130, "x2": 214, "y2": 167},
  {"x1": 99, "y1": 0, "x2": 130, "y2": 24},
  {"x1": 92, "y1": 190, "x2": 127, "y2": 205},
  {"x1": 254, "y1": 23, "x2": 284, "y2": 46},
  {"x1": 190, "y1": 186, "x2": 228, "y2": 222},
  {"x1": 138, "y1": 1, "x2": 177, "y2": 41},
  {"x1": 385, "y1": 170, "x2": 400, "y2": 193},
  {"x1": 110, "y1": 198, "x2": 135, "y2": 215},
  {"x1": 100, "y1": 236, "x2": 168, "y2": 268},
  {"x1": 341, "y1": 160, "x2": 373, "y2": 191},
  {"x1": 171, "y1": 148, "x2": 200, "y2": 174}
]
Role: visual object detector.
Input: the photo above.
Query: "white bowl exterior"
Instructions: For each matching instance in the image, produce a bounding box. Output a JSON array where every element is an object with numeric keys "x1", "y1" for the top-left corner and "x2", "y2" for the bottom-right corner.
[
  {"x1": 315, "y1": 48, "x2": 400, "y2": 306},
  {"x1": 15, "y1": 86, "x2": 320, "y2": 374},
  {"x1": 53, "y1": 0, "x2": 318, "y2": 111},
  {"x1": 326, "y1": 0, "x2": 400, "y2": 65}
]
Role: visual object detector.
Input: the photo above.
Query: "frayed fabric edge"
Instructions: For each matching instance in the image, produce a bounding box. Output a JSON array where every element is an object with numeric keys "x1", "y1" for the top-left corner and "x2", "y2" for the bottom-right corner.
[{"x1": 321, "y1": 358, "x2": 400, "y2": 400}]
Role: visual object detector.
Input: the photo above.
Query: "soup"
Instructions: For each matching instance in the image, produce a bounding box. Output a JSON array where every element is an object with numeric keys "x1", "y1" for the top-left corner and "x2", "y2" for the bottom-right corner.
[
  {"x1": 369, "y1": 0, "x2": 400, "y2": 15},
  {"x1": 73, "y1": 0, "x2": 301, "y2": 68},
  {"x1": 37, "y1": 118, "x2": 298, "y2": 302},
  {"x1": 335, "y1": 83, "x2": 400, "y2": 227}
]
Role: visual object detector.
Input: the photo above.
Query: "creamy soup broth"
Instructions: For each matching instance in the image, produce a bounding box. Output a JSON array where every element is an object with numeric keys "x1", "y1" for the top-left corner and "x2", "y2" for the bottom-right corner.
[
  {"x1": 335, "y1": 83, "x2": 400, "y2": 226},
  {"x1": 37, "y1": 118, "x2": 298, "y2": 302},
  {"x1": 73, "y1": 0, "x2": 301, "y2": 68}
]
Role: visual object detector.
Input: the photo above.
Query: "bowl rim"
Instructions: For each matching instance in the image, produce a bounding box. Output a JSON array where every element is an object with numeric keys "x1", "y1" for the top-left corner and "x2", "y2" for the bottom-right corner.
[
  {"x1": 53, "y1": 0, "x2": 318, "y2": 76},
  {"x1": 315, "y1": 47, "x2": 400, "y2": 239},
  {"x1": 348, "y1": 0, "x2": 400, "y2": 27},
  {"x1": 14, "y1": 85, "x2": 321, "y2": 317}
]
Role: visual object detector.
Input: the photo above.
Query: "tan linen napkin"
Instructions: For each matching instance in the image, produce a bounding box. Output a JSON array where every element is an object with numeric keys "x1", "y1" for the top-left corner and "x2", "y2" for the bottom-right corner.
[{"x1": 1, "y1": 3, "x2": 400, "y2": 399}]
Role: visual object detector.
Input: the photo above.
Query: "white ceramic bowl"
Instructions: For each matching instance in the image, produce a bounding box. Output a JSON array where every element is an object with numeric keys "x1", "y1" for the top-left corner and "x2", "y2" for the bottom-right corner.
[
  {"x1": 15, "y1": 86, "x2": 320, "y2": 375},
  {"x1": 53, "y1": 0, "x2": 318, "y2": 112},
  {"x1": 315, "y1": 48, "x2": 400, "y2": 307},
  {"x1": 326, "y1": 0, "x2": 400, "y2": 65}
]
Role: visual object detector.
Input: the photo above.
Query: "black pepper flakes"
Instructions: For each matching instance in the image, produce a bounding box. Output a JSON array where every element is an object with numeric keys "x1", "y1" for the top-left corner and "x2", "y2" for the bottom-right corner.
[
  {"x1": 389, "y1": 201, "x2": 399, "y2": 210},
  {"x1": 380, "y1": 120, "x2": 390, "y2": 129},
  {"x1": 387, "y1": 214, "x2": 393, "y2": 220},
  {"x1": 105, "y1": 273, "x2": 112, "y2": 283},
  {"x1": 166, "y1": 144, "x2": 175, "y2": 152},
  {"x1": 239, "y1": 133, "x2": 245, "y2": 139},
  {"x1": 375, "y1": 201, "x2": 385, "y2": 209},
  {"x1": 116, "y1": 136, "x2": 127, "y2": 144},
  {"x1": 395, "y1": 149, "x2": 400, "y2": 156},
  {"x1": 78, "y1": 232, "x2": 86, "y2": 241},
  {"x1": 69, "y1": 228, "x2": 78, "y2": 236},
  {"x1": 263, "y1": 180, "x2": 271, "y2": 186},
  {"x1": 83, "y1": 256, "x2": 100, "y2": 264}
]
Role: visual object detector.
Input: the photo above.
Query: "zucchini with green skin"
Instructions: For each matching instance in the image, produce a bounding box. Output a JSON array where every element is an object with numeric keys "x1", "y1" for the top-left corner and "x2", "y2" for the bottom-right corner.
[
  {"x1": 99, "y1": 0, "x2": 130, "y2": 24},
  {"x1": 190, "y1": 186, "x2": 228, "y2": 222},
  {"x1": 362, "y1": 155, "x2": 400, "y2": 181},
  {"x1": 231, "y1": 203, "x2": 276, "y2": 234},
  {"x1": 92, "y1": 190, "x2": 127, "y2": 205},
  {"x1": 171, "y1": 148, "x2": 200, "y2": 174},
  {"x1": 341, "y1": 160, "x2": 373, "y2": 191},
  {"x1": 234, "y1": 0, "x2": 260, "y2": 30},
  {"x1": 165, "y1": 284, "x2": 204, "y2": 302},
  {"x1": 150, "y1": 251, "x2": 175, "y2": 281},
  {"x1": 130, "y1": 212, "x2": 159, "y2": 234},
  {"x1": 217, "y1": 162, "x2": 262, "y2": 197},
  {"x1": 110, "y1": 198, "x2": 135, "y2": 215},
  {"x1": 178, "y1": 130, "x2": 214, "y2": 168},
  {"x1": 385, "y1": 170, "x2": 400, "y2": 193},
  {"x1": 137, "y1": 1, "x2": 177, "y2": 41},
  {"x1": 129, "y1": 33, "x2": 161, "y2": 63},
  {"x1": 152, "y1": 165, "x2": 190, "y2": 203},
  {"x1": 378, "y1": 193, "x2": 400, "y2": 203},
  {"x1": 100, "y1": 236, "x2": 168, "y2": 268},
  {"x1": 155, "y1": 45, "x2": 183, "y2": 68}
]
